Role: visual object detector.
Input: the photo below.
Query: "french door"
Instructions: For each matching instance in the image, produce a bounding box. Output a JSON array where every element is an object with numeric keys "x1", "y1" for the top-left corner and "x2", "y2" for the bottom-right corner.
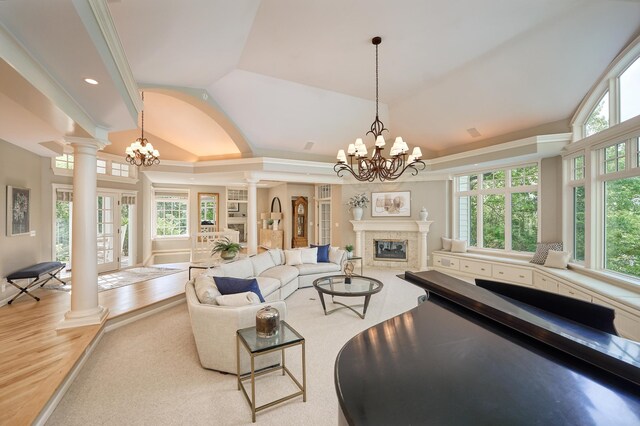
[
  {"x1": 318, "y1": 200, "x2": 331, "y2": 245},
  {"x1": 97, "y1": 193, "x2": 119, "y2": 273}
]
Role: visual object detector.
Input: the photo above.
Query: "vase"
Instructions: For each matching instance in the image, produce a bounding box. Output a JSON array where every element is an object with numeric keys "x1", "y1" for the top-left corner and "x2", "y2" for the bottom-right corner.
[
  {"x1": 220, "y1": 250, "x2": 237, "y2": 260},
  {"x1": 256, "y1": 305, "x2": 280, "y2": 338},
  {"x1": 347, "y1": 251, "x2": 353, "y2": 259},
  {"x1": 272, "y1": 220, "x2": 279, "y2": 231},
  {"x1": 419, "y1": 208, "x2": 428, "y2": 221},
  {"x1": 352, "y1": 207, "x2": 363, "y2": 221}
]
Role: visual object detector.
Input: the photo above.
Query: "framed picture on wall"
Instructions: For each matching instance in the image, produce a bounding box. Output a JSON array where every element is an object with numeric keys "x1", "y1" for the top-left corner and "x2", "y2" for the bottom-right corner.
[
  {"x1": 7, "y1": 186, "x2": 31, "y2": 236},
  {"x1": 371, "y1": 191, "x2": 411, "y2": 217},
  {"x1": 228, "y1": 202, "x2": 240, "y2": 212}
]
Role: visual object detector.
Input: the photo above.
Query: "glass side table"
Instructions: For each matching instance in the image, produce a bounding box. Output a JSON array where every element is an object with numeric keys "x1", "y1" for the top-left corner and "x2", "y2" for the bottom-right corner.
[{"x1": 236, "y1": 321, "x2": 306, "y2": 422}]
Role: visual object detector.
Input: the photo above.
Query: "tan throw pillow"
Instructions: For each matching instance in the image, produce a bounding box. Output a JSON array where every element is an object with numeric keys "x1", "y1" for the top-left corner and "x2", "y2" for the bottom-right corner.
[
  {"x1": 442, "y1": 237, "x2": 452, "y2": 251},
  {"x1": 531, "y1": 242, "x2": 563, "y2": 265},
  {"x1": 194, "y1": 274, "x2": 221, "y2": 305},
  {"x1": 451, "y1": 239, "x2": 467, "y2": 253},
  {"x1": 544, "y1": 250, "x2": 571, "y2": 269},
  {"x1": 285, "y1": 249, "x2": 303, "y2": 266}
]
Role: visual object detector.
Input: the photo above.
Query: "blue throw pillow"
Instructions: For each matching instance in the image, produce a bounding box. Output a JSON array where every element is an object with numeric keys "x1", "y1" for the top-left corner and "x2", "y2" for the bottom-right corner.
[
  {"x1": 213, "y1": 277, "x2": 265, "y2": 303},
  {"x1": 311, "y1": 244, "x2": 330, "y2": 263}
]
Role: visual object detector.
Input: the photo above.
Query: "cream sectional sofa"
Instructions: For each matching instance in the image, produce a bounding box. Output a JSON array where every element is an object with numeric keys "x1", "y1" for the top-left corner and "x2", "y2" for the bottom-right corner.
[
  {"x1": 185, "y1": 247, "x2": 346, "y2": 373},
  {"x1": 202, "y1": 247, "x2": 347, "y2": 301}
]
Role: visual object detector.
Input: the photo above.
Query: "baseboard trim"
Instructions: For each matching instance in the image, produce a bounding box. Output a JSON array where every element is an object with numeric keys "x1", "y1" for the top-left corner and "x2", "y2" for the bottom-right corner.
[{"x1": 33, "y1": 294, "x2": 186, "y2": 424}]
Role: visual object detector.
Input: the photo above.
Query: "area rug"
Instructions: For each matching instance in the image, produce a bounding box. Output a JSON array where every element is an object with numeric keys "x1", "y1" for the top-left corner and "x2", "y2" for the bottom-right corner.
[{"x1": 43, "y1": 267, "x2": 184, "y2": 293}]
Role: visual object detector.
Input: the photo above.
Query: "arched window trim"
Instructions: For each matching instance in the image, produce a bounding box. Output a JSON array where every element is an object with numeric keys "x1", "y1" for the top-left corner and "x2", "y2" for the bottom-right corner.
[{"x1": 571, "y1": 33, "x2": 640, "y2": 142}]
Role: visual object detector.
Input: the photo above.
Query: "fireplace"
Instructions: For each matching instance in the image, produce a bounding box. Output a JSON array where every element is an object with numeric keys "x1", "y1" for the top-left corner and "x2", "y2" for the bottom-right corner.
[{"x1": 373, "y1": 239, "x2": 408, "y2": 261}]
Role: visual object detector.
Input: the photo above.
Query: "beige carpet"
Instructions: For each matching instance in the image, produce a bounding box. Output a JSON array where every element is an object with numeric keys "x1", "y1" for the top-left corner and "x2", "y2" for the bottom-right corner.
[
  {"x1": 43, "y1": 267, "x2": 184, "y2": 293},
  {"x1": 47, "y1": 269, "x2": 425, "y2": 425}
]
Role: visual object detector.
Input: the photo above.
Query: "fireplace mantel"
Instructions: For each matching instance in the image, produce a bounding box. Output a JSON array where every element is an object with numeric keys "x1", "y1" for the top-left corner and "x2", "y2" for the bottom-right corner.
[{"x1": 350, "y1": 220, "x2": 434, "y2": 270}]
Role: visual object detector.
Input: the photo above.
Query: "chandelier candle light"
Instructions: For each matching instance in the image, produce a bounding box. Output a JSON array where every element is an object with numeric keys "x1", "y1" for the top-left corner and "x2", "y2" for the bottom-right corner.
[
  {"x1": 335, "y1": 37, "x2": 425, "y2": 182},
  {"x1": 126, "y1": 91, "x2": 160, "y2": 167}
]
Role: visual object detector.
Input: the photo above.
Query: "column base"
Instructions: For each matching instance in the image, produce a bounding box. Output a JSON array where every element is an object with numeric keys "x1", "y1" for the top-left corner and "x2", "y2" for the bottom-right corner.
[{"x1": 57, "y1": 305, "x2": 109, "y2": 330}]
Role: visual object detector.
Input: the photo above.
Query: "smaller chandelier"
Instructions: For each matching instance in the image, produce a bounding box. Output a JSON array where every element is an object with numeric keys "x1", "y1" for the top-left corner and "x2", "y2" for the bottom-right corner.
[
  {"x1": 335, "y1": 37, "x2": 425, "y2": 182},
  {"x1": 126, "y1": 91, "x2": 160, "y2": 167}
]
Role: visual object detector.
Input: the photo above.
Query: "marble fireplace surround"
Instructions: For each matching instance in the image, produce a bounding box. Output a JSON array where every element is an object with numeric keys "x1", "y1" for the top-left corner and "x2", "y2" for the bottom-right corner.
[{"x1": 350, "y1": 220, "x2": 433, "y2": 271}]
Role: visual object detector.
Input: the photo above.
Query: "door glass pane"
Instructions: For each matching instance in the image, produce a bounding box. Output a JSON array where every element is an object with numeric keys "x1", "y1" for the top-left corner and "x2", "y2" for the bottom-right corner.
[
  {"x1": 55, "y1": 200, "x2": 71, "y2": 264},
  {"x1": 483, "y1": 194, "x2": 505, "y2": 249}
]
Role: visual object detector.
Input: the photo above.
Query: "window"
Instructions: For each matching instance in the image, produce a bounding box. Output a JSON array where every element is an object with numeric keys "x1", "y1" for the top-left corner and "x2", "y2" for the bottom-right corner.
[
  {"x1": 55, "y1": 154, "x2": 74, "y2": 170},
  {"x1": 604, "y1": 176, "x2": 640, "y2": 278},
  {"x1": 154, "y1": 191, "x2": 189, "y2": 237},
  {"x1": 603, "y1": 142, "x2": 626, "y2": 174},
  {"x1": 455, "y1": 164, "x2": 538, "y2": 252},
  {"x1": 96, "y1": 159, "x2": 107, "y2": 174},
  {"x1": 483, "y1": 194, "x2": 505, "y2": 249},
  {"x1": 585, "y1": 92, "x2": 609, "y2": 137},
  {"x1": 620, "y1": 56, "x2": 640, "y2": 122},
  {"x1": 573, "y1": 186, "x2": 586, "y2": 262},
  {"x1": 111, "y1": 162, "x2": 130, "y2": 177},
  {"x1": 198, "y1": 193, "x2": 218, "y2": 233},
  {"x1": 572, "y1": 155, "x2": 585, "y2": 180}
]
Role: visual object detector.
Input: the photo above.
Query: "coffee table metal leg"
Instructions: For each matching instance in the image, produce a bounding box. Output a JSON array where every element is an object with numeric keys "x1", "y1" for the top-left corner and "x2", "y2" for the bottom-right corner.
[
  {"x1": 282, "y1": 348, "x2": 286, "y2": 376},
  {"x1": 318, "y1": 291, "x2": 328, "y2": 315},
  {"x1": 362, "y1": 295, "x2": 372, "y2": 318}
]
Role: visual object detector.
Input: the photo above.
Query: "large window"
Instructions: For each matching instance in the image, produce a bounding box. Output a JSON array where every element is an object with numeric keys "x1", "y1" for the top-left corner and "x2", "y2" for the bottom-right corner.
[
  {"x1": 620, "y1": 56, "x2": 640, "y2": 122},
  {"x1": 604, "y1": 176, "x2": 640, "y2": 278},
  {"x1": 455, "y1": 164, "x2": 538, "y2": 252},
  {"x1": 154, "y1": 190, "x2": 189, "y2": 237},
  {"x1": 585, "y1": 92, "x2": 609, "y2": 137}
]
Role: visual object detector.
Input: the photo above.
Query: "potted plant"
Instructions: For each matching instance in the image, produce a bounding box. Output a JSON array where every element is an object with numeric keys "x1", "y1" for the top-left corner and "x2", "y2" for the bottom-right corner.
[
  {"x1": 211, "y1": 237, "x2": 242, "y2": 260},
  {"x1": 345, "y1": 244, "x2": 354, "y2": 259},
  {"x1": 267, "y1": 218, "x2": 274, "y2": 229},
  {"x1": 347, "y1": 193, "x2": 369, "y2": 221}
]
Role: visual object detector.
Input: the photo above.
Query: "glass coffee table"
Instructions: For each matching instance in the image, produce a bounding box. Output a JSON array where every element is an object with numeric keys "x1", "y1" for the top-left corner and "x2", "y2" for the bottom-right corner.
[
  {"x1": 236, "y1": 321, "x2": 306, "y2": 422},
  {"x1": 313, "y1": 275, "x2": 383, "y2": 319}
]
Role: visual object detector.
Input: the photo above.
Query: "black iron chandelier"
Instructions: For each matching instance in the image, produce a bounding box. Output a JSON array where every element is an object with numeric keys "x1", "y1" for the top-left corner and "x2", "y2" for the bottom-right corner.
[
  {"x1": 335, "y1": 37, "x2": 425, "y2": 182},
  {"x1": 126, "y1": 91, "x2": 160, "y2": 167}
]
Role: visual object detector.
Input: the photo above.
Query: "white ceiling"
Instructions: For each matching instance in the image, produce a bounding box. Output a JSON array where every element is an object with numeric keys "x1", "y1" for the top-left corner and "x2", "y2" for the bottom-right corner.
[{"x1": 1, "y1": 0, "x2": 639, "y2": 161}]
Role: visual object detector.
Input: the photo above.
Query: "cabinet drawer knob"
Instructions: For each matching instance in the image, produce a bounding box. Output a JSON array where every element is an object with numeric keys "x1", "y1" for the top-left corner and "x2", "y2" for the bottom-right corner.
[
  {"x1": 519, "y1": 275, "x2": 525, "y2": 278},
  {"x1": 481, "y1": 268, "x2": 485, "y2": 271},
  {"x1": 498, "y1": 272, "x2": 504, "y2": 275},
  {"x1": 464, "y1": 265, "x2": 468, "y2": 268}
]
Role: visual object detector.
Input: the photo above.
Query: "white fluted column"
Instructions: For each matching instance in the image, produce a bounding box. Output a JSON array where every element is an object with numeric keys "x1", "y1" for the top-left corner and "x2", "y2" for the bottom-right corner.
[
  {"x1": 246, "y1": 178, "x2": 258, "y2": 255},
  {"x1": 58, "y1": 138, "x2": 108, "y2": 330},
  {"x1": 355, "y1": 230, "x2": 363, "y2": 258}
]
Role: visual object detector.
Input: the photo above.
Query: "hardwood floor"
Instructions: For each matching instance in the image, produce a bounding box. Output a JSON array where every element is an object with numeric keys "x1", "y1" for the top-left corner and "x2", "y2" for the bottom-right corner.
[{"x1": 0, "y1": 264, "x2": 189, "y2": 426}]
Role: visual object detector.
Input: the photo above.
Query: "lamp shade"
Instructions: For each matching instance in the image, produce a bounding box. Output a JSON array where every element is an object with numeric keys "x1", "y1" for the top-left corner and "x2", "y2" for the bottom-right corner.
[
  {"x1": 270, "y1": 212, "x2": 283, "y2": 220},
  {"x1": 260, "y1": 212, "x2": 269, "y2": 220}
]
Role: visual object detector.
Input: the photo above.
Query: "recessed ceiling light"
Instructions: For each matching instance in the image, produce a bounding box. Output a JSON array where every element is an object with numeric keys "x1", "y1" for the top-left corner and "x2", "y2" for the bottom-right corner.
[{"x1": 84, "y1": 78, "x2": 99, "y2": 85}]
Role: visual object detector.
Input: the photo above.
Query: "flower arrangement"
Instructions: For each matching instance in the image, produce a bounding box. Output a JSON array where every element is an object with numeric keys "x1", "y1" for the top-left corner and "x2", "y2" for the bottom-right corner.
[{"x1": 347, "y1": 193, "x2": 369, "y2": 211}]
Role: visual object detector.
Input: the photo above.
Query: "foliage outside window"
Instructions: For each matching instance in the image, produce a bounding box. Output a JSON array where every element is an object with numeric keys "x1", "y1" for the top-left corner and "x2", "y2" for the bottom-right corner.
[
  {"x1": 572, "y1": 155, "x2": 585, "y2": 180},
  {"x1": 456, "y1": 164, "x2": 538, "y2": 252},
  {"x1": 55, "y1": 200, "x2": 71, "y2": 263},
  {"x1": 585, "y1": 92, "x2": 609, "y2": 138},
  {"x1": 573, "y1": 186, "x2": 585, "y2": 262},
  {"x1": 604, "y1": 176, "x2": 640, "y2": 278},
  {"x1": 154, "y1": 191, "x2": 189, "y2": 237},
  {"x1": 603, "y1": 142, "x2": 626, "y2": 174}
]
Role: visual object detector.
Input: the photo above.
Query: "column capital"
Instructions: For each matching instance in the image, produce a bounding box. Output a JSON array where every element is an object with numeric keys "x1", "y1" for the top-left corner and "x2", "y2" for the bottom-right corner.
[
  {"x1": 244, "y1": 172, "x2": 259, "y2": 184},
  {"x1": 65, "y1": 136, "x2": 108, "y2": 151}
]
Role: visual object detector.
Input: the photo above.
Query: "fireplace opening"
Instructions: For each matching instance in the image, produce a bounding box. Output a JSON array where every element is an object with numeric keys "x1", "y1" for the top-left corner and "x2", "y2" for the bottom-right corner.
[{"x1": 373, "y1": 239, "x2": 408, "y2": 261}]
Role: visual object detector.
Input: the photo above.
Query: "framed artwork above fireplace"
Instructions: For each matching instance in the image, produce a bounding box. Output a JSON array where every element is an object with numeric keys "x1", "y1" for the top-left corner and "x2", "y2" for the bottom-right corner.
[{"x1": 371, "y1": 191, "x2": 410, "y2": 217}]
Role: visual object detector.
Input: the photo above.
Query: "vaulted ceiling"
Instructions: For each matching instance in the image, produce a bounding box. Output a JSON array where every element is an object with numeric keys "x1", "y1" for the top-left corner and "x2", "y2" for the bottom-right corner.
[{"x1": 0, "y1": 0, "x2": 639, "y2": 162}]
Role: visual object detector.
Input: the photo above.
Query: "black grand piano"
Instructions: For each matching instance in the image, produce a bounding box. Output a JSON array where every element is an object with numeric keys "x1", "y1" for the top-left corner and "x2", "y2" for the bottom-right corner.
[{"x1": 335, "y1": 270, "x2": 640, "y2": 425}]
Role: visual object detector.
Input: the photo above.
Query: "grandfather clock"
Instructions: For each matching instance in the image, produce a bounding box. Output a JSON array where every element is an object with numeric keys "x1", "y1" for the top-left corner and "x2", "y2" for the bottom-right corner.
[{"x1": 292, "y1": 196, "x2": 308, "y2": 248}]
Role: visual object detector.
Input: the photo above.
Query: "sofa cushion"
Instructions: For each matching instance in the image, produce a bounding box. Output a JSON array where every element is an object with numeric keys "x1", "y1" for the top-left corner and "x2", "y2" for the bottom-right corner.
[
  {"x1": 285, "y1": 249, "x2": 303, "y2": 266},
  {"x1": 296, "y1": 262, "x2": 341, "y2": 275},
  {"x1": 215, "y1": 291, "x2": 260, "y2": 307},
  {"x1": 299, "y1": 247, "x2": 318, "y2": 264},
  {"x1": 311, "y1": 244, "x2": 330, "y2": 262},
  {"x1": 213, "y1": 276, "x2": 265, "y2": 302},
  {"x1": 194, "y1": 275, "x2": 221, "y2": 305},
  {"x1": 530, "y1": 242, "x2": 563, "y2": 265},
  {"x1": 203, "y1": 267, "x2": 225, "y2": 278},
  {"x1": 329, "y1": 247, "x2": 345, "y2": 265},
  {"x1": 259, "y1": 265, "x2": 299, "y2": 286},
  {"x1": 220, "y1": 258, "x2": 254, "y2": 279},
  {"x1": 256, "y1": 277, "x2": 281, "y2": 297},
  {"x1": 251, "y1": 252, "x2": 276, "y2": 276},
  {"x1": 268, "y1": 248, "x2": 284, "y2": 266}
]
